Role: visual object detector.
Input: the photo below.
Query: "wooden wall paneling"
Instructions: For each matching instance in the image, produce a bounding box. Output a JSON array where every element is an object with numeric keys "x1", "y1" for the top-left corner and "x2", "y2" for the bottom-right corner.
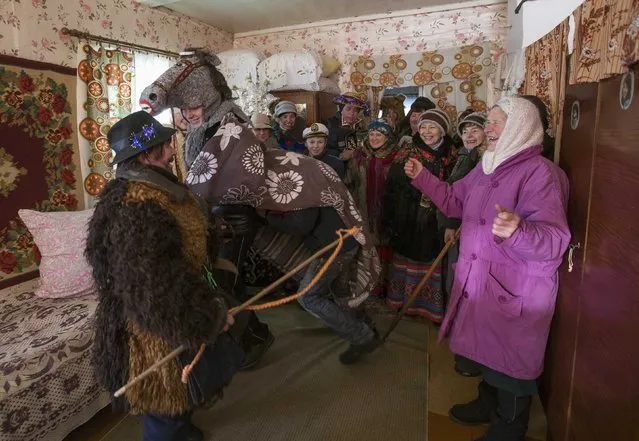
[
  {"x1": 542, "y1": 82, "x2": 600, "y2": 441},
  {"x1": 568, "y1": 65, "x2": 639, "y2": 441}
]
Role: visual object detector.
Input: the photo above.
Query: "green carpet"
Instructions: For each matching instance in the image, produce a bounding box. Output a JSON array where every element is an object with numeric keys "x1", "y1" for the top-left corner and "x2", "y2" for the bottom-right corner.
[{"x1": 102, "y1": 304, "x2": 429, "y2": 441}]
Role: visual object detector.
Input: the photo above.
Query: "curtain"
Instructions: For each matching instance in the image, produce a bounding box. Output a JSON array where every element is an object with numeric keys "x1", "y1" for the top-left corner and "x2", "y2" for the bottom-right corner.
[
  {"x1": 520, "y1": 20, "x2": 569, "y2": 146},
  {"x1": 350, "y1": 44, "x2": 497, "y2": 123},
  {"x1": 570, "y1": 0, "x2": 639, "y2": 84},
  {"x1": 77, "y1": 44, "x2": 134, "y2": 207}
]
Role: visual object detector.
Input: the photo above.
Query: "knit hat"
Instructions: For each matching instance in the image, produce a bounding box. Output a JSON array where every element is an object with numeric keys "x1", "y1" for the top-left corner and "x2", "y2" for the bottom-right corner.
[
  {"x1": 457, "y1": 112, "x2": 486, "y2": 136},
  {"x1": 108, "y1": 111, "x2": 176, "y2": 165},
  {"x1": 418, "y1": 109, "x2": 451, "y2": 135},
  {"x1": 368, "y1": 120, "x2": 393, "y2": 138},
  {"x1": 274, "y1": 100, "x2": 297, "y2": 117},
  {"x1": 303, "y1": 123, "x2": 329, "y2": 140},
  {"x1": 251, "y1": 112, "x2": 273, "y2": 130}
]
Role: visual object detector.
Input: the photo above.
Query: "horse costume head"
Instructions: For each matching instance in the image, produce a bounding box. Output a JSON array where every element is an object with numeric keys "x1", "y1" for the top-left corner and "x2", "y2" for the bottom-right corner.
[{"x1": 139, "y1": 49, "x2": 233, "y2": 122}]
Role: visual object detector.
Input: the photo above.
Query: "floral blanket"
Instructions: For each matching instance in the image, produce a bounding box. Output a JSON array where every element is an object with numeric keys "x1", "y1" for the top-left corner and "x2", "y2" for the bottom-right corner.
[
  {"x1": 187, "y1": 115, "x2": 381, "y2": 307},
  {"x1": 0, "y1": 279, "x2": 109, "y2": 441}
]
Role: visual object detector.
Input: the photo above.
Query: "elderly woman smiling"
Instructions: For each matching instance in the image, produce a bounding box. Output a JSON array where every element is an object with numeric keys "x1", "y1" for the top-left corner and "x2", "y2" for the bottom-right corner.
[{"x1": 404, "y1": 97, "x2": 570, "y2": 441}]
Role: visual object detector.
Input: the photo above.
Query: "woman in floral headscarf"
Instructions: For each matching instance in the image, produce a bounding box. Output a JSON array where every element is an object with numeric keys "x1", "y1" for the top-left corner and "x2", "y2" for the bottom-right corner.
[
  {"x1": 349, "y1": 120, "x2": 399, "y2": 296},
  {"x1": 383, "y1": 109, "x2": 457, "y2": 322}
]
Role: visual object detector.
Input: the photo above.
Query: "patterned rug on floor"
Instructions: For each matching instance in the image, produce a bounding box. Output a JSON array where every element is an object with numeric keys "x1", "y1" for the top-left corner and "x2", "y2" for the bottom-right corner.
[{"x1": 102, "y1": 304, "x2": 429, "y2": 441}]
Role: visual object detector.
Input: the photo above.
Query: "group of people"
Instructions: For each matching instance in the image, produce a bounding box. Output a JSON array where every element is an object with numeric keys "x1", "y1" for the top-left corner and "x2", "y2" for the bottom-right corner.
[{"x1": 86, "y1": 48, "x2": 570, "y2": 441}]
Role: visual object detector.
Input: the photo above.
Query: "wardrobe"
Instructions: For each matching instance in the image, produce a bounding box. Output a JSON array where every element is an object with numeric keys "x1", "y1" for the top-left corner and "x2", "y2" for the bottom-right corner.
[
  {"x1": 271, "y1": 90, "x2": 338, "y2": 124},
  {"x1": 541, "y1": 63, "x2": 639, "y2": 441}
]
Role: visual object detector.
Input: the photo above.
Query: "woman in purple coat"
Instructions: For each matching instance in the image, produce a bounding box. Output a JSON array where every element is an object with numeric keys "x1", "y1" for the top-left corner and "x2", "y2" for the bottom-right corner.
[{"x1": 405, "y1": 96, "x2": 570, "y2": 441}]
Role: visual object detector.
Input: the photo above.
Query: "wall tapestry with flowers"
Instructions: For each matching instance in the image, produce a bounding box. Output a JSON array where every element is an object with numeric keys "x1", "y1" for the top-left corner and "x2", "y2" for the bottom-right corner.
[
  {"x1": 350, "y1": 44, "x2": 498, "y2": 123},
  {"x1": 77, "y1": 44, "x2": 133, "y2": 207},
  {"x1": 0, "y1": 55, "x2": 84, "y2": 289}
]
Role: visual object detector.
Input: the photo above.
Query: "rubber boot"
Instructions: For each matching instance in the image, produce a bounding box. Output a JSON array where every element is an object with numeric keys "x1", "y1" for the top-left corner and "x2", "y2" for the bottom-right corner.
[
  {"x1": 449, "y1": 381, "x2": 498, "y2": 426},
  {"x1": 475, "y1": 389, "x2": 532, "y2": 441}
]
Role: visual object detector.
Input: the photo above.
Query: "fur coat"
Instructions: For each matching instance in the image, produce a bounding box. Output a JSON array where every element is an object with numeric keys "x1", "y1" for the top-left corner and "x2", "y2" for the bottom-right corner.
[{"x1": 85, "y1": 165, "x2": 228, "y2": 416}]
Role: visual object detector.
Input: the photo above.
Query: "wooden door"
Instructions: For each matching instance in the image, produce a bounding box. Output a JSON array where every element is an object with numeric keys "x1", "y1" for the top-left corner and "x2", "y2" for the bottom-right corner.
[
  {"x1": 542, "y1": 83, "x2": 600, "y2": 441},
  {"x1": 568, "y1": 66, "x2": 639, "y2": 441}
]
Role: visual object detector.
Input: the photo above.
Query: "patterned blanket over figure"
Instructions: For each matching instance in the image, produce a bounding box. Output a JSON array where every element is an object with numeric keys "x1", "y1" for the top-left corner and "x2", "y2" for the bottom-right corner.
[{"x1": 141, "y1": 52, "x2": 380, "y2": 307}]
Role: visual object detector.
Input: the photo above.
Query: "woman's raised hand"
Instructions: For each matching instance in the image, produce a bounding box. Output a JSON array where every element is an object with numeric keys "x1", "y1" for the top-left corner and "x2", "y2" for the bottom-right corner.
[{"x1": 404, "y1": 158, "x2": 423, "y2": 179}]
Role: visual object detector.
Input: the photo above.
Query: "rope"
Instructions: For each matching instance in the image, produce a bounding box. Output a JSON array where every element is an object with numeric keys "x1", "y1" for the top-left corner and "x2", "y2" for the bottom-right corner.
[{"x1": 179, "y1": 227, "x2": 356, "y2": 383}]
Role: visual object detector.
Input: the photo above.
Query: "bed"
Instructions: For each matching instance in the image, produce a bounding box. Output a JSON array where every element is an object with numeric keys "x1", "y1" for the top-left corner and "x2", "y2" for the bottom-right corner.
[{"x1": 0, "y1": 278, "x2": 109, "y2": 441}]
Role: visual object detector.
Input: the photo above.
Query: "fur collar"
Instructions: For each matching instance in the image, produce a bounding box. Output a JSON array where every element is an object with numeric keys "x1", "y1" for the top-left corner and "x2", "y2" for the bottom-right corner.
[{"x1": 116, "y1": 166, "x2": 190, "y2": 202}]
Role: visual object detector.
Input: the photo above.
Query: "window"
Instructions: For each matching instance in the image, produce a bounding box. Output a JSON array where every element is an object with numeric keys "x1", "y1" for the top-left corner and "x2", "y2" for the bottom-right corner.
[{"x1": 132, "y1": 52, "x2": 175, "y2": 125}]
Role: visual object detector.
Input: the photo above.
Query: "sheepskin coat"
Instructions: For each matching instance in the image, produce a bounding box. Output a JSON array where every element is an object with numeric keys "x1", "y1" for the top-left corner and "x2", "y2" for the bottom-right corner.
[{"x1": 85, "y1": 165, "x2": 228, "y2": 416}]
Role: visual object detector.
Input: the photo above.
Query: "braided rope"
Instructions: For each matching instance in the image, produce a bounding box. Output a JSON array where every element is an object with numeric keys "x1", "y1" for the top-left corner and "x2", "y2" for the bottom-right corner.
[{"x1": 180, "y1": 227, "x2": 357, "y2": 383}]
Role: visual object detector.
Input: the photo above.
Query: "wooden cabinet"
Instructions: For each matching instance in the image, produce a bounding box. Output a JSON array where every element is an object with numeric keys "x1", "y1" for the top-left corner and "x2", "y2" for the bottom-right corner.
[
  {"x1": 271, "y1": 90, "x2": 337, "y2": 124},
  {"x1": 543, "y1": 64, "x2": 639, "y2": 441}
]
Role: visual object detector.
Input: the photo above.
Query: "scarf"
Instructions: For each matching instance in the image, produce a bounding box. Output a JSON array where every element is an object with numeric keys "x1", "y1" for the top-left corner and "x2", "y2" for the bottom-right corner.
[{"x1": 482, "y1": 97, "x2": 544, "y2": 175}]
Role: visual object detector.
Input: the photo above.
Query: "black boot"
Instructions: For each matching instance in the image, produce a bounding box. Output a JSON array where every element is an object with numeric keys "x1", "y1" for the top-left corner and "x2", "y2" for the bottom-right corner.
[
  {"x1": 339, "y1": 328, "x2": 381, "y2": 365},
  {"x1": 475, "y1": 390, "x2": 532, "y2": 441},
  {"x1": 449, "y1": 381, "x2": 498, "y2": 426}
]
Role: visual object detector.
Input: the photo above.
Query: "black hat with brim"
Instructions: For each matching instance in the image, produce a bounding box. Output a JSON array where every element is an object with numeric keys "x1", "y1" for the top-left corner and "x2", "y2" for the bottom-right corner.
[{"x1": 108, "y1": 110, "x2": 177, "y2": 165}]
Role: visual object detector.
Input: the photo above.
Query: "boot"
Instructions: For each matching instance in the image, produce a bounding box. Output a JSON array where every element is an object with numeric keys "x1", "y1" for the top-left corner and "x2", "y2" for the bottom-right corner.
[
  {"x1": 475, "y1": 390, "x2": 532, "y2": 441},
  {"x1": 449, "y1": 381, "x2": 498, "y2": 426},
  {"x1": 339, "y1": 328, "x2": 381, "y2": 365}
]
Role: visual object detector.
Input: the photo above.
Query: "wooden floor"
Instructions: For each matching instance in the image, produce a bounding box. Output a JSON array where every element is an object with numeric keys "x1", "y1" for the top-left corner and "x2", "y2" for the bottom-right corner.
[{"x1": 63, "y1": 321, "x2": 546, "y2": 441}]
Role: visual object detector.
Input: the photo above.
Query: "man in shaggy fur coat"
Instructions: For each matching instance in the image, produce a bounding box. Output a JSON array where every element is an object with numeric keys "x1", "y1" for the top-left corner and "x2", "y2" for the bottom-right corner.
[{"x1": 85, "y1": 111, "x2": 240, "y2": 441}]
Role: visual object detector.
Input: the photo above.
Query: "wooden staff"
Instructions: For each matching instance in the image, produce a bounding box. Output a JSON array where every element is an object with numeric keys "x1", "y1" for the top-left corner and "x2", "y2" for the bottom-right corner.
[
  {"x1": 381, "y1": 228, "x2": 460, "y2": 342},
  {"x1": 113, "y1": 227, "x2": 360, "y2": 398}
]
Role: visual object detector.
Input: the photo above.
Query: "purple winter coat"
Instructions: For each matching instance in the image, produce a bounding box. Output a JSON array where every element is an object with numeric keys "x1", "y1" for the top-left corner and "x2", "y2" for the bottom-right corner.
[{"x1": 411, "y1": 145, "x2": 570, "y2": 379}]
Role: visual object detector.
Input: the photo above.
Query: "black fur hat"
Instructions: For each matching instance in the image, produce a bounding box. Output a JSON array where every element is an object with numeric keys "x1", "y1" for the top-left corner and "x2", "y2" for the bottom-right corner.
[{"x1": 108, "y1": 111, "x2": 176, "y2": 165}]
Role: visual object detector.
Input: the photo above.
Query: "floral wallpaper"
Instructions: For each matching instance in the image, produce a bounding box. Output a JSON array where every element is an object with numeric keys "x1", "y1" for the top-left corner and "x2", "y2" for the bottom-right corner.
[
  {"x1": 234, "y1": 3, "x2": 508, "y2": 91},
  {"x1": 0, "y1": 0, "x2": 233, "y2": 68}
]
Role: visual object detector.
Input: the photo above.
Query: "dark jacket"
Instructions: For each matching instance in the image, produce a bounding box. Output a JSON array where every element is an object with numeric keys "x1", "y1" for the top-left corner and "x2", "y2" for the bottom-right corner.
[
  {"x1": 384, "y1": 135, "x2": 456, "y2": 262},
  {"x1": 85, "y1": 166, "x2": 229, "y2": 416},
  {"x1": 436, "y1": 147, "x2": 484, "y2": 230},
  {"x1": 313, "y1": 150, "x2": 346, "y2": 180},
  {"x1": 323, "y1": 113, "x2": 366, "y2": 157},
  {"x1": 264, "y1": 207, "x2": 357, "y2": 254}
]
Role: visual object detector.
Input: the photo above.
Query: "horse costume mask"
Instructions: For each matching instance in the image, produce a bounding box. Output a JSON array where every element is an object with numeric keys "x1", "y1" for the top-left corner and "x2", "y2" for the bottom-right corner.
[{"x1": 142, "y1": 50, "x2": 380, "y2": 307}]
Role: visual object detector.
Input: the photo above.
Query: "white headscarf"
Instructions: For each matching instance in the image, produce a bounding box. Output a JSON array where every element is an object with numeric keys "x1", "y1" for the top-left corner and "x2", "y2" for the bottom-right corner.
[{"x1": 482, "y1": 96, "x2": 544, "y2": 175}]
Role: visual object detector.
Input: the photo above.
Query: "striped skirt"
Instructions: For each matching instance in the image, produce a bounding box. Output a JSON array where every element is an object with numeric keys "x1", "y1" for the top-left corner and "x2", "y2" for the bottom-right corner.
[{"x1": 386, "y1": 253, "x2": 444, "y2": 323}]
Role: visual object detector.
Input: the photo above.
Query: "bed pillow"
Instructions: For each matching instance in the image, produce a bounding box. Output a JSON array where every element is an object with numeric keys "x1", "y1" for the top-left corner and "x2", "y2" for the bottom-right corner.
[{"x1": 18, "y1": 208, "x2": 95, "y2": 298}]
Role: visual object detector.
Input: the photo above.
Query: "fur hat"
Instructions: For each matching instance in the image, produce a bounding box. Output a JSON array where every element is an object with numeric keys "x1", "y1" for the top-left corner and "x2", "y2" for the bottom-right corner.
[
  {"x1": 108, "y1": 111, "x2": 176, "y2": 165},
  {"x1": 303, "y1": 123, "x2": 329, "y2": 140},
  {"x1": 274, "y1": 101, "x2": 297, "y2": 117},
  {"x1": 457, "y1": 112, "x2": 486, "y2": 136},
  {"x1": 410, "y1": 97, "x2": 436, "y2": 113},
  {"x1": 251, "y1": 112, "x2": 273, "y2": 130},
  {"x1": 380, "y1": 95, "x2": 406, "y2": 120},
  {"x1": 418, "y1": 109, "x2": 451, "y2": 135}
]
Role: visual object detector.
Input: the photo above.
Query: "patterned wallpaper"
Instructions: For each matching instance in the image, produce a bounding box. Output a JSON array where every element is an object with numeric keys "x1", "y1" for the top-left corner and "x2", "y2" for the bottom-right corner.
[
  {"x1": 234, "y1": 3, "x2": 508, "y2": 91},
  {"x1": 0, "y1": 0, "x2": 233, "y2": 67}
]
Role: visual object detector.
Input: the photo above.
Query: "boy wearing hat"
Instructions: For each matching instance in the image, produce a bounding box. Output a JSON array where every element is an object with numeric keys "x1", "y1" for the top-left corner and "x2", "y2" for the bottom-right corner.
[
  {"x1": 85, "y1": 111, "x2": 239, "y2": 441},
  {"x1": 303, "y1": 123, "x2": 345, "y2": 179},
  {"x1": 273, "y1": 100, "x2": 306, "y2": 153}
]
